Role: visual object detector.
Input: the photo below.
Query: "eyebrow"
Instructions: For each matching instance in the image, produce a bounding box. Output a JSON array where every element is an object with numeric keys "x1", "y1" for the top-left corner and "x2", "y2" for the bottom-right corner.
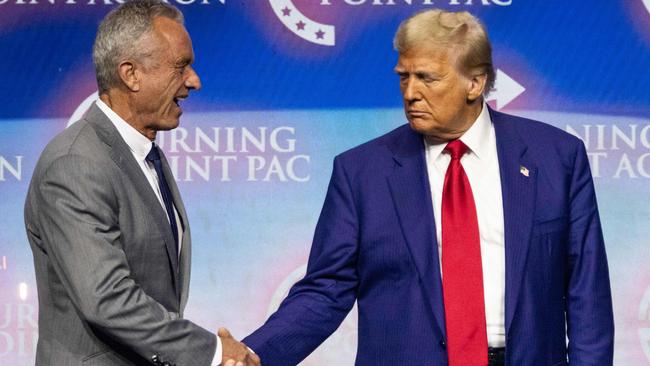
[
  {"x1": 394, "y1": 68, "x2": 440, "y2": 79},
  {"x1": 174, "y1": 57, "x2": 192, "y2": 67}
]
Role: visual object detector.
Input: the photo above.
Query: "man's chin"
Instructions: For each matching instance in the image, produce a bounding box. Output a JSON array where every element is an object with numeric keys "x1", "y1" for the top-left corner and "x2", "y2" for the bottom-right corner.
[
  {"x1": 407, "y1": 120, "x2": 456, "y2": 142},
  {"x1": 407, "y1": 118, "x2": 432, "y2": 134},
  {"x1": 157, "y1": 119, "x2": 181, "y2": 131}
]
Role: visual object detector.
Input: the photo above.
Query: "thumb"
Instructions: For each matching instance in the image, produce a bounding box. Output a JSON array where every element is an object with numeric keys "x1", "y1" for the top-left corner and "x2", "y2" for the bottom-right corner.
[{"x1": 218, "y1": 327, "x2": 232, "y2": 339}]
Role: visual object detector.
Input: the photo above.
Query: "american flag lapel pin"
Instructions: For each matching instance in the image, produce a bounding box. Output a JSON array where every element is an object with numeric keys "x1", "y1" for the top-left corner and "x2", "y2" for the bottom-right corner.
[{"x1": 520, "y1": 165, "x2": 530, "y2": 177}]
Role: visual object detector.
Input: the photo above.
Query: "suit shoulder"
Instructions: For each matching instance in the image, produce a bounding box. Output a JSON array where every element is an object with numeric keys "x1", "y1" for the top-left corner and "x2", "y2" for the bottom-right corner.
[
  {"x1": 335, "y1": 124, "x2": 411, "y2": 164},
  {"x1": 496, "y1": 111, "x2": 582, "y2": 148},
  {"x1": 44, "y1": 120, "x2": 90, "y2": 152},
  {"x1": 33, "y1": 119, "x2": 107, "y2": 177},
  {"x1": 494, "y1": 111, "x2": 586, "y2": 172}
]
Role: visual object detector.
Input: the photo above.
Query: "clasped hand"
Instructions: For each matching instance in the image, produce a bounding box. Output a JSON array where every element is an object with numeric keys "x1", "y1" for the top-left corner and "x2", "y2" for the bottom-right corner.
[{"x1": 218, "y1": 328, "x2": 261, "y2": 366}]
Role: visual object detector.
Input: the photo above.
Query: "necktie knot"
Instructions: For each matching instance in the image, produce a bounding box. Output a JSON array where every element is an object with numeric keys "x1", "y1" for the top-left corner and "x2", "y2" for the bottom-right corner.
[
  {"x1": 146, "y1": 143, "x2": 160, "y2": 163},
  {"x1": 444, "y1": 139, "x2": 468, "y2": 160}
]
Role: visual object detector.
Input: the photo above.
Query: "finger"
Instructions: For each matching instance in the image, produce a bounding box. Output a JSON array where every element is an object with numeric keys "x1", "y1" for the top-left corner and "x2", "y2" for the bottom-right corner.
[
  {"x1": 224, "y1": 359, "x2": 235, "y2": 366},
  {"x1": 235, "y1": 362, "x2": 244, "y2": 366},
  {"x1": 218, "y1": 327, "x2": 232, "y2": 339},
  {"x1": 249, "y1": 353, "x2": 261, "y2": 366}
]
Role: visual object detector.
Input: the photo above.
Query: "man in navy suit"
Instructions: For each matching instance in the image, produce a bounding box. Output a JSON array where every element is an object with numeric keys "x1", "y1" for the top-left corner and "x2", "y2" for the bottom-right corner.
[{"x1": 244, "y1": 9, "x2": 614, "y2": 366}]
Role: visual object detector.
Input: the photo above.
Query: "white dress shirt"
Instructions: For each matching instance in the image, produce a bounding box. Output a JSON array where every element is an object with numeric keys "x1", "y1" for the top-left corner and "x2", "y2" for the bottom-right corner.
[
  {"x1": 96, "y1": 99, "x2": 184, "y2": 248},
  {"x1": 95, "y1": 100, "x2": 224, "y2": 364},
  {"x1": 424, "y1": 103, "x2": 506, "y2": 347}
]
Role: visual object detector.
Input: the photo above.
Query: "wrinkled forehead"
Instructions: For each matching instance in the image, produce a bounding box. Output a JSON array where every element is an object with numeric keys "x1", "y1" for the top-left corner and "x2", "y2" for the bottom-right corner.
[{"x1": 395, "y1": 46, "x2": 459, "y2": 72}]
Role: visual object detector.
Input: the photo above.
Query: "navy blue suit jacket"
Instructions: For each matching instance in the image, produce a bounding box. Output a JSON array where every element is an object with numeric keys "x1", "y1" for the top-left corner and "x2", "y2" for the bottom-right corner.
[{"x1": 244, "y1": 109, "x2": 614, "y2": 365}]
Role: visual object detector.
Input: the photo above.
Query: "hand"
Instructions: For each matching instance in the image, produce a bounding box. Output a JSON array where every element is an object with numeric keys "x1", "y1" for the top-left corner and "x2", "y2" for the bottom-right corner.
[
  {"x1": 219, "y1": 328, "x2": 261, "y2": 366},
  {"x1": 241, "y1": 342, "x2": 260, "y2": 366}
]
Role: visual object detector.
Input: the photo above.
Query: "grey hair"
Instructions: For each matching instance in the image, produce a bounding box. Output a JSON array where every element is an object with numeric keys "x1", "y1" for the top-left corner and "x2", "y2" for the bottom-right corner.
[
  {"x1": 92, "y1": 0, "x2": 184, "y2": 93},
  {"x1": 393, "y1": 9, "x2": 495, "y2": 95}
]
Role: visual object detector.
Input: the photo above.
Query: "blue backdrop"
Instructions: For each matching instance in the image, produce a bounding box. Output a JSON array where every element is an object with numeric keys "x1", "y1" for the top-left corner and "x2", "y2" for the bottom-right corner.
[{"x1": 1, "y1": 0, "x2": 650, "y2": 364}]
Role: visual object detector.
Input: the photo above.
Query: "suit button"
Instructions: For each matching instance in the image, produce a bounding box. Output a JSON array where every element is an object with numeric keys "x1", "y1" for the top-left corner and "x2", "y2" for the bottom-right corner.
[
  {"x1": 440, "y1": 340, "x2": 446, "y2": 349},
  {"x1": 151, "y1": 355, "x2": 160, "y2": 364}
]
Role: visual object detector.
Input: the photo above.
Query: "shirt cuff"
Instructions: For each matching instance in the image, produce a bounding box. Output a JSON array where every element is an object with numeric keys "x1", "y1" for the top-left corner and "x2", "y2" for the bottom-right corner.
[{"x1": 212, "y1": 334, "x2": 223, "y2": 366}]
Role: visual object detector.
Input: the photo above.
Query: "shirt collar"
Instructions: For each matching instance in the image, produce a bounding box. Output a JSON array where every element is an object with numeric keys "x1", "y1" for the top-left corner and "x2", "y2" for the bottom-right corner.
[
  {"x1": 95, "y1": 99, "x2": 153, "y2": 160},
  {"x1": 424, "y1": 102, "x2": 493, "y2": 160}
]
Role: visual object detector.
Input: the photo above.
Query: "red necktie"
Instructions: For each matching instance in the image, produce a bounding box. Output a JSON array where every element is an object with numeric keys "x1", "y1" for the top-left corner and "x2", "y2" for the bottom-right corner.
[{"x1": 441, "y1": 140, "x2": 488, "y2": 365}]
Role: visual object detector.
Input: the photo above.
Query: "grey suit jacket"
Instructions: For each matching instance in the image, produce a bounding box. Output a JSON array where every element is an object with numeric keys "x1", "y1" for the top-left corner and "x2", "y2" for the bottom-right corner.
[{"x1": 24, "y1": 103, "x2": 216, "y2": 366}]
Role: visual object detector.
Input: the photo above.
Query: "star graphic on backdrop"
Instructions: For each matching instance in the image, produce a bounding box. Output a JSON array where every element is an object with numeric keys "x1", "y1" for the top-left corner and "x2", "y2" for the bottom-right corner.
[
  {"x1": 315, "y1": 29, "x2": 325, "y2": 39},
  {"x1": 296, "y1": 21, "x2": 306, "y2": 31},
  {"x1": 282, "y1": 6, "x2": 291, "y2": 16}
]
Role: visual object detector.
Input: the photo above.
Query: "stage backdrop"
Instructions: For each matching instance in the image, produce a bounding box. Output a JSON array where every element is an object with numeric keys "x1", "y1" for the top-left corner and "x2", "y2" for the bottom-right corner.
[{"x1": 1, "y1": 0, "x2": 650, "y2": 364}]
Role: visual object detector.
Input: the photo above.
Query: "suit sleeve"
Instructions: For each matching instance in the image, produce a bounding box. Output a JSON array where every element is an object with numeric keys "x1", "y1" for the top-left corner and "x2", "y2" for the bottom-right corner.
[
  {"x1": 243, "y1": 156, "x2": 359, "y2": 366},
  {"x1": 565, "y1": 141, "x2": 614, "y2": 364},
  {"x1": 34, "y1": 155, "x2": 216, "y2": 366}
]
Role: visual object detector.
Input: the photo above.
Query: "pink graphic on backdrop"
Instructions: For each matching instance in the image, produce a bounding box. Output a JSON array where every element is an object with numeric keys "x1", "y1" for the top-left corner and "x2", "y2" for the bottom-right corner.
[
  {"x1": 40, "y1": 58, "x2": 97, "y2": 120},
  {"x1": 264, "y1": 263, "x2": 359, "y2": 365},
  {"x1": 643, "y1": 0, "x2": 650, "y2": 16},
  {"x1": 0, "y1": 256, "x2": 38, "y2": 365},
  {"x1": 627, "y1": 0, "x2": 650, "y2": 44},
  {"x1": 488, "y1": 46, "x2": 551, "y2": 112},
  {"x1": 613, "y1": 264, "x2": 650, "y2": 363},
  {"x1": 639, "y1": 283, "x2": 650, "y2": 362}
]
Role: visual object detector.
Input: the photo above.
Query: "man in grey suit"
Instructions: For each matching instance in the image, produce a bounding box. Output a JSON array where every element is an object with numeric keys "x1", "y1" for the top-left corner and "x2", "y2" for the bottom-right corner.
[{"x1": 24, "y1": 1, "x2": 259, "y2": 365}]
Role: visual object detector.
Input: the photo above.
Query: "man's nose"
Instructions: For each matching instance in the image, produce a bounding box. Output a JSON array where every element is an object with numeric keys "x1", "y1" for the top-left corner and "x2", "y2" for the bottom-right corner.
[
  {"x1": 402, "y1": 78, "x2": 420, "y2": 102},
  {"x1": 185, "y1": 66, "x2": 201, "y2": 91}
]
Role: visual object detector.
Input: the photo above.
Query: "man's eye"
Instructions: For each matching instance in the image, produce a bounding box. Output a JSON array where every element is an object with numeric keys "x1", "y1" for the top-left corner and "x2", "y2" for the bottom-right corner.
[{"x1": 418, "y1": 74, "x2": 437, "y2": 83}]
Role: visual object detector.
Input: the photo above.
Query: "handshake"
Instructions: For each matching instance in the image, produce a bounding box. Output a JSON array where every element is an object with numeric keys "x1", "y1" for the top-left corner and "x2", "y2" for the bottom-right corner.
[{"x1": 218, "y1": 328, "x2": 261, "y2": 366}]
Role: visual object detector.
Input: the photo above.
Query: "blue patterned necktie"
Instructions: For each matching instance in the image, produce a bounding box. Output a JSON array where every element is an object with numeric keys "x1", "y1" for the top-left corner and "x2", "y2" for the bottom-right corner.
[{"x1": 145, "y1": 143, "x2": 179, "y2": 253}]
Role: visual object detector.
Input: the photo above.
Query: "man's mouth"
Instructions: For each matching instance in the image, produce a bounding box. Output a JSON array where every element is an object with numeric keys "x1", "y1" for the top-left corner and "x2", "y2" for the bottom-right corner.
[
  {"x1": 408, "y1": 110, "x2": 428, "y2": 118},
  {"x1": 173, "y1": 95, "x2": 187, "y2": 107}
]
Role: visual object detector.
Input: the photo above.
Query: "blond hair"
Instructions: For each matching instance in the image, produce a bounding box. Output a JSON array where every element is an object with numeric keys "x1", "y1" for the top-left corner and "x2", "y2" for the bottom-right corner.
[{"x1": 394, "y1": 9, "x2": 495, "y2": 94}]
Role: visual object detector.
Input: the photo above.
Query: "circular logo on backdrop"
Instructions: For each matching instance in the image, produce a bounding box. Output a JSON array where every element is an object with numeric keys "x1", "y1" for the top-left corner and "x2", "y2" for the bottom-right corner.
[
  {"x1": 266, "y1": 264, "x2": 308, "y2": 317},
  {"x1": 67, "y1": 91, "x2": 98, "y2": 128},
  {"x1": 268, "y1": 0, "x2": 335, "y2": 46},
  {"x1": 268, "y1": 264, "x2": 358, "y2": 365}
]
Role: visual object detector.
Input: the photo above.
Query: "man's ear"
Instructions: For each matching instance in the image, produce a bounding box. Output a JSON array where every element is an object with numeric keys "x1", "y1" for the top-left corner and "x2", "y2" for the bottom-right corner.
[
  {"x1": 117, "y1": 60, "x2": 140, "y2": 92},
  {"x1": 467, "y1": 73, "x2": 487, "y2": 102}
]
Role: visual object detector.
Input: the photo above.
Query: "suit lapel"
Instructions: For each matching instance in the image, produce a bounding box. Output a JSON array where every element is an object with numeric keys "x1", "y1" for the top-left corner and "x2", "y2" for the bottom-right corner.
[
  {"x1": 490, "y1": 108, "x2": 537, "y2": 333},
  {"x1": 86, "y1": 104, "x2": 181, "y2": 297},
  {"x1": 386, "y1": 126, "x2": 446, "y2": 338}
]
